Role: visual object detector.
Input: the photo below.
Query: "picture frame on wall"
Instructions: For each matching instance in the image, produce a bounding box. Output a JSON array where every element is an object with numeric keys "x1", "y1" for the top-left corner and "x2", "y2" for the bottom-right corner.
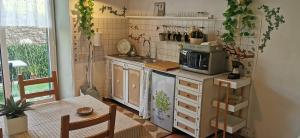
[{"x1": 154, "y1": 2, "x2": 165, "y2": 16}]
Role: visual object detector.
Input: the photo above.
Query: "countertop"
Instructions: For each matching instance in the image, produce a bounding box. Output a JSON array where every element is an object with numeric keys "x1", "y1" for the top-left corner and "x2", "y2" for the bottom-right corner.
[{"x1": 106, "y1": 55, "x2": 225, "y2": 82}]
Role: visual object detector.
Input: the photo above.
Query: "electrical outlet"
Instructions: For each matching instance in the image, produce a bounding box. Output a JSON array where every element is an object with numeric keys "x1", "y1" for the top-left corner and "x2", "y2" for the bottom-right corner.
[{"x1": 240, "y1": 128, "x2": 255, "y2": 138}]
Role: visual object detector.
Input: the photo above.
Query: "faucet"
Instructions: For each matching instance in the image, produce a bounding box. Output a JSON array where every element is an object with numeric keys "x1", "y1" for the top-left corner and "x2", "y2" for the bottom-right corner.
[{"x1": 143, "y1": 37, "x2": 151, "y2": 58}]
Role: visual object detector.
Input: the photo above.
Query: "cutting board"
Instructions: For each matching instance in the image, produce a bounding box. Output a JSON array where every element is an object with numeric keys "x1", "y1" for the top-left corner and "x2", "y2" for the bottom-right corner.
[{"x1": 145, "y1": 61, "x2": 180, "y2": 71}]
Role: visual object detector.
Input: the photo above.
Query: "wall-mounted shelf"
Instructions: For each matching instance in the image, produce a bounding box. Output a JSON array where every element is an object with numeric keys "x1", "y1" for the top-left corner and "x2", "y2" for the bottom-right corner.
[
  {"x1": 211, "y1": 115, "x2": 246, "y2": 134},
  {"x1": 212, "y1": 99, "x2": 248, "y2": 112},
  {"x1": 214, "y1": 76, "x2": 251, "y2": 89},
  {"x1": 126, "y1": 16, "x2": 224, "y2": 21}
]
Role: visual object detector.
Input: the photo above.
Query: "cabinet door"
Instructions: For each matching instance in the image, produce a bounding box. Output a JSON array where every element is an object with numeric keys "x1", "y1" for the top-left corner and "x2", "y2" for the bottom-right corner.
[
  {"x1": 112, "y1": 63, "x2": 124, "y2": 101},
  {"x1": 127, "y1": 67, "x2": 141, "y2": 107}
]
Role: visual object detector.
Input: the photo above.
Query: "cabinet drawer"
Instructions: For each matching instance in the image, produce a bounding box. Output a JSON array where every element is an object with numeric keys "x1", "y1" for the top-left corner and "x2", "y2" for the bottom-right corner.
[
  {"x1": 177, "y1": 77, "x2": 202, "y2": 92},
  {"x1": 175, "y1": 109, "x2": 199, "y2": 127},
  {"x1": 176, "y1": 88, "x2": 201, "y2": 103},
  {"x1": 175, "y1": 98, "x2": 200, "y2": 115},
  {"x1": 174, "y1": 119, "x2": 197, "y2": 137}
]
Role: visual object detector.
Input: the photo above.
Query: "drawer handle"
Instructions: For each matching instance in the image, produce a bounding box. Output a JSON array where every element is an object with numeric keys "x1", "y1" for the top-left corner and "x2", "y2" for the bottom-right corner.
[
  {"x1": 187, "y1": 83, "x2": 191, "y2": 87},
  {"x1": 185, "y1": 116, "x2": 189, "y2": 119},
  {"x1": 186, "y1": 94, "x2": 190, "y2": 97}
]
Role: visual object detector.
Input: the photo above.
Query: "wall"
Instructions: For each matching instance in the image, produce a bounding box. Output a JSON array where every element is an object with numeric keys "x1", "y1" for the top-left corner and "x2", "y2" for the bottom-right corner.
[
  {"x1": 70, "y1": 0, "x2": 128, "y2": 96},
  {"x1": 248, "y1": 0, "x2": 300, "y2": 138},
  {"x1": 128, "y1": 0, "x2": 226, "y2": 19},
  {"x1": 54, "y1": 0, "x2": 75, "y2": 98}
]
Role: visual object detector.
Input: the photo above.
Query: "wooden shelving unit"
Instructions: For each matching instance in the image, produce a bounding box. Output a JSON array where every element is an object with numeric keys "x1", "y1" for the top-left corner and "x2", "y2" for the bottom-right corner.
[{"x1": 211, "y1": 76, "x2": 251, "y2": 138}]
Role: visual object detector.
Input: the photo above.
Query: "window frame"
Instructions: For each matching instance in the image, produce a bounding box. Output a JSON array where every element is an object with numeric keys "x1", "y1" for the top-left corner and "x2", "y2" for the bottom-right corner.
[{"x1": 0, "y1": 0, "x2": 57, "y2": 101}]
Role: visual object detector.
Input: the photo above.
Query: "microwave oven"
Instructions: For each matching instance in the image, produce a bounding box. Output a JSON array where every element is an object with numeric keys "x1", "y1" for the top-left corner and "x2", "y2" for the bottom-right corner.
[{"x1": 179, "y1": 44, "x2": 227, "y2": 75}]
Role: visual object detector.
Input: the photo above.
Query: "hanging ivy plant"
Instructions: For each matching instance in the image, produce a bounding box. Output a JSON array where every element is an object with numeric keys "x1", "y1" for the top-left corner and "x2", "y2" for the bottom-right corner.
[
  {"x1": 222, "y1": 0, "x2": 285, "y2": 54},
  {"x1": 258, "y1": 5, "x2": 285, "y2": 52},
  {"x1": 77, "y1": 0, "x2": 95, "y2": 40},
  {"x1": 222, "y1": 0, "x2": 256, "y2": 46}
]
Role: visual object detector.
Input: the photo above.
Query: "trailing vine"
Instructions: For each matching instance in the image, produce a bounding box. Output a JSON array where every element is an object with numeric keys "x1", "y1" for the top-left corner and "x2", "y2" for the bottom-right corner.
[
  {"x1": 258, "y1": 5, "x2": 285, "y2": 52},
  {"x1": 222, "y1": 0, "x2": 256, "y2": 46},
  {"x1": 76, "y1": 0, "x2": 95, "y2": 40},
  {"x1": 222, "y1": 0, "x2": 286, "y2": 55},
  {"x1": 99, "y1": 5, "x2": 127, "y2": 17}
]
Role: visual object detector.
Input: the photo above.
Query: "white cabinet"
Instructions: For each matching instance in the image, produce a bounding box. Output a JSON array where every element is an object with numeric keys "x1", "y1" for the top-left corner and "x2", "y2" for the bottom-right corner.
[
  {"x1": 174, "y1": 77, "x2": 217, "y2": 138},
  {"x1": 111, "y1": 60, "x2": 143, "y2": 111}
]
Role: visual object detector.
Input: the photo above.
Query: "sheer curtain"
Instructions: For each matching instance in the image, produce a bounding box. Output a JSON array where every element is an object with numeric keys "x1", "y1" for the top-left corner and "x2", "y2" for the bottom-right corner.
[{"x1": 0, "y1": 0, "x2": 50, "y2": 27}]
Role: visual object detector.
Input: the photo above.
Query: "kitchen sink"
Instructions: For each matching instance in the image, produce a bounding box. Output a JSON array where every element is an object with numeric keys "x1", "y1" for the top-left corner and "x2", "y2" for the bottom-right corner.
[{"x1": 113, "y1": 55, "x2": 157, "y2": 63}]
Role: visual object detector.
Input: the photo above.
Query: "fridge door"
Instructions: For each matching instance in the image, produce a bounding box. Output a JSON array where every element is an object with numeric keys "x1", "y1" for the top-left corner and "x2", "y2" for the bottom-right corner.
[{"x1": 151, "y1": 71, "x2": 175, "y2": 132}]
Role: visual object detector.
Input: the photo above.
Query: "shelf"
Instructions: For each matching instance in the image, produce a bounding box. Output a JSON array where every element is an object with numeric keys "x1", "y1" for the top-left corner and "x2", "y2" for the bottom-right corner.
[
  {"x1": 126, "y1": 16, "x2": 224, "y2": 21},
  {"x1": 211, "y1": 115, "x2": 246, "y2": 134},
  {"x1": 212, "y1": 100, "x2": 248, "y2": 112},
  {"x1": 214, "y1": 76, "x2": 251, "y2": 89}
]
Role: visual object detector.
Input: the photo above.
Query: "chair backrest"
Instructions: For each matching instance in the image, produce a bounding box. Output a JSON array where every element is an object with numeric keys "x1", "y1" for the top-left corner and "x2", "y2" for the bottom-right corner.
[
  {"x1": 18, "y1": 71, "x2": 59, "y2": 101},
  {"x1": 61, "y1": 105, "x2": 117, "y2": 138},
  {"x1": 0, "y1": 128, "x2": 2, "y2": 138}
]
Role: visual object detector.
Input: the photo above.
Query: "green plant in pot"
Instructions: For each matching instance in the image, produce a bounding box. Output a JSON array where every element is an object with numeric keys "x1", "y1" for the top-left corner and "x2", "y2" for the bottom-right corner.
[
  {"x1": 74, "y1": 0, "x2": 100, "y2": 97},
  {"x1": 222, "y1": 0, "x2": 285, "y2": 79},
  {"x1": 0, "y1": 96, "x2": 32, "y2": 135}
]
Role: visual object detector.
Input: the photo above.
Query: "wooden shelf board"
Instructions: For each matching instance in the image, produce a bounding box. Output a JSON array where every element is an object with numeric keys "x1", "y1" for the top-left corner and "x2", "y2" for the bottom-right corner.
[
  {"x1": 212, "y1": 100, "x2": 248, "y2": 112},
  {"x1": 211, "y1": 115, "x2": 246, "y2": 134},
  {"x1": 126, "y1": 16, "x2": 224, "y2": 21},
  {"x1": 214, "y1": 76, "x2": 251, "y2": 89}
]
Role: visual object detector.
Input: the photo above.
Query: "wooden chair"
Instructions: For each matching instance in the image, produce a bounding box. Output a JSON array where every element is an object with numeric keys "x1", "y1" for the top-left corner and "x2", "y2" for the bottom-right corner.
[
  {"x1": 61, "y1": 105, "x2": 117, "y2": 138},
  {"x1": 0, "y1": 128, "x2": 2, "y2": 138},
  {"x1": 18, "y1": 71, "x2": 59, "y2": 101}
]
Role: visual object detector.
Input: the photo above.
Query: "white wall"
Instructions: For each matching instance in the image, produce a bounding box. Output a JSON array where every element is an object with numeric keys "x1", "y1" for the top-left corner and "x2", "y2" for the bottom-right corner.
[
  {"x1": 54, "y1": 0, "x2": 75, "y2": 98},
  {"x1": 69, "y1": 0, "x2": 128, "y2": 96},
  {"x1": 249, "y1": 0, "x2": 300, "y2": 137},
  {"x1": 128, "y1": 0, "x2": 226, "y2": 18}
]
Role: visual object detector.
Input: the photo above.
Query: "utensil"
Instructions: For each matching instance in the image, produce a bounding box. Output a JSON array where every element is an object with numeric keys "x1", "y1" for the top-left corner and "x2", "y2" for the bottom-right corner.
[
  {"x1": 77, "y1": 107, "x2": 94, "y2": 116},
  {"x1": 176, "y1": 32, "x2": 182, "y2": 42},
  {"x1": 159, "y1": 33, "x2": 166, "y2": 41},
  {"x1": 117, "y1": 39, "x2": 132, "y2": 55}
]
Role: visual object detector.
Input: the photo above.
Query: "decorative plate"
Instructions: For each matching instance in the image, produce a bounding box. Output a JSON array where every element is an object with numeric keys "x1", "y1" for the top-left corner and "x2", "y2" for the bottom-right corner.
[
  {"x1": 77, "y1": 107, "x2": 94, "y2": 116},
  {"x1": 117, "y1": 39, "x2": 132, "y2": 55}
]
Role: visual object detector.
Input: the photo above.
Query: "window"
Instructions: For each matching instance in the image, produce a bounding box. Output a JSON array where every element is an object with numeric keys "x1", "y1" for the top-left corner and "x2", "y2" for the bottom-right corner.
[{"x1": 0, "y1": 0, "x2": 56, "y2": 103}]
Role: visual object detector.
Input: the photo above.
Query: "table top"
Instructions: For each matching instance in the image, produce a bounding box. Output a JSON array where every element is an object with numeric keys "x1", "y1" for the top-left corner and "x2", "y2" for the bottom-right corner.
[{"x1": 0, "y1": 95, "x2": 149, "y2": 138}]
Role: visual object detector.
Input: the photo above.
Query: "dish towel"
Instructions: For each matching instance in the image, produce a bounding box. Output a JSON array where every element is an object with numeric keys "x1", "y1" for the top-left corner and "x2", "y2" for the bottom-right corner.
[{"x1": 139, "y1": 68, "x2": 152, "y2": 119}]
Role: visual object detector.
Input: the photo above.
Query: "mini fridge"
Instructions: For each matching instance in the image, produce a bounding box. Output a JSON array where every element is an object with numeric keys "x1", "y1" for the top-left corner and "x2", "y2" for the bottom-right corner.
[{"x1": 150, "y1": 71, "x2": 175, "y2": 131}]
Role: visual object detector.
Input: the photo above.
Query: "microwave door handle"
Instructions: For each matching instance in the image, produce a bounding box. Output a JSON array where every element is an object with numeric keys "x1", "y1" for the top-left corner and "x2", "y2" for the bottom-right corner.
[
  {"x1": 198, "y1": 54, "x2": 202, "y2": 68},
  {"x1": 187, "y1": 51, "x2": 191, "y2": 66}
]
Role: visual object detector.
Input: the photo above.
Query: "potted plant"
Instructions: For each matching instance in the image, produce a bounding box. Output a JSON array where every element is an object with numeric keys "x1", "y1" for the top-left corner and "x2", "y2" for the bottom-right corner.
[
  {"x1": 189, "y1": 26, "x2": 205, "y2": 45},
  {"x1": 221, "y1": 0, "x2": 285, "y2": 78},
  {"x1": 0, "y1": 96, "x2": 32, "y2": 135}
]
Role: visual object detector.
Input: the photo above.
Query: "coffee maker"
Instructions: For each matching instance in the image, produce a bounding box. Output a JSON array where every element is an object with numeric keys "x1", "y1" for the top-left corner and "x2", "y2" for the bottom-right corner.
[{"x1": 228, "y1": 60, "x2": 244, "y2": 79}]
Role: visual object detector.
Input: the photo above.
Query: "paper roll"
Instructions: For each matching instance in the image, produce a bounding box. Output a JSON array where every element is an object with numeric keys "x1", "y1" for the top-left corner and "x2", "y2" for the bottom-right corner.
[{"x1": 93, "y1": 32, "x2": 101, "y2": 46}]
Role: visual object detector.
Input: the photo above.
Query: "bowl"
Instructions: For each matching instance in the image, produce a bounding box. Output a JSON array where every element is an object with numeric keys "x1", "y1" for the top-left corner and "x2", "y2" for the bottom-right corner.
[
  {"x1": 77, "y1": 107, "x2": 94, "y2": 116},
  {"x1": 190, "y1": 38, "x2": 203, "y2": 45}
]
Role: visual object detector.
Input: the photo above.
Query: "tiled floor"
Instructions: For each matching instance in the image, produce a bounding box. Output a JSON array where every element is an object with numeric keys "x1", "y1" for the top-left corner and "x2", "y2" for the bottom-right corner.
[
  {"x1": 104, "y1": 99, "x2": 243, "y2": 138},
  {"x1": 104, "y1": 99, "x2": 172, "y2": 138}
]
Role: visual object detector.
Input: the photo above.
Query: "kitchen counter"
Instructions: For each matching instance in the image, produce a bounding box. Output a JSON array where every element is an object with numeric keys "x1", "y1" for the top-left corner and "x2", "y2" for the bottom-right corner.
[{"x1": 106, "y1": 55, "x2": 225, "y2": 82}]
